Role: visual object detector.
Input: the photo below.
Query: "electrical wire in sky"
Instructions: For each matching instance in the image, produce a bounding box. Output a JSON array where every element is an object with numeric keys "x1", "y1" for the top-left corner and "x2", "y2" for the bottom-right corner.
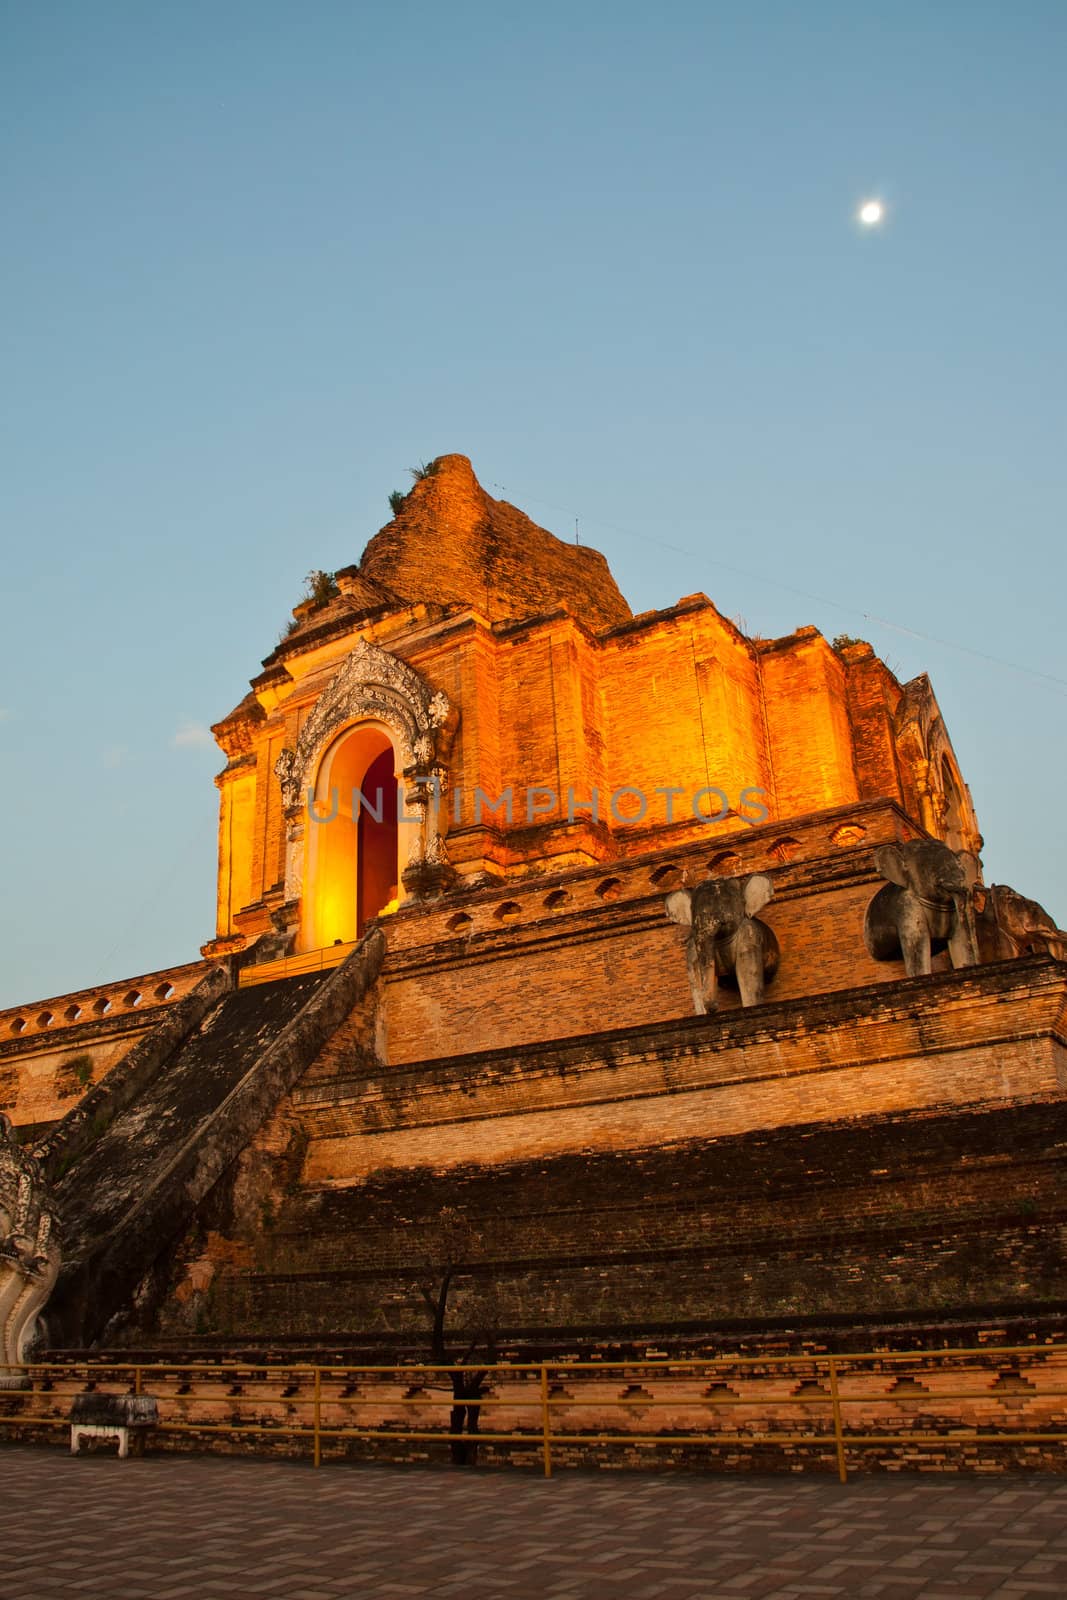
[{"x1": 488, "y1": 481, "x2": 1067, "y2": 699}]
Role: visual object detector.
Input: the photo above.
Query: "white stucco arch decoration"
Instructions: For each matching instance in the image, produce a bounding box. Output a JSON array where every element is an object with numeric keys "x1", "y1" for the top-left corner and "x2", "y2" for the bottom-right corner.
[
  {"x1": 274, "y1": 641, "x2": 458, "y2": 914},
  {"x1": 275, "y1": 641, "x2": 453, "y2": 810}
]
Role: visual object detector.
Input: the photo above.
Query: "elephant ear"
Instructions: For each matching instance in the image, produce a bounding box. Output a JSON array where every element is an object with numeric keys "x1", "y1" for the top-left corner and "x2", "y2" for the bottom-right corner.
[
  {"x1": 664, "y1": 889, "x2": 692, "y2": 927},
  {"x1": 873, "y1": 843, "x2": 909, "y2": 888},
  {"x1": 743, "y1": 873, "x2": 773, "y2": 916}
]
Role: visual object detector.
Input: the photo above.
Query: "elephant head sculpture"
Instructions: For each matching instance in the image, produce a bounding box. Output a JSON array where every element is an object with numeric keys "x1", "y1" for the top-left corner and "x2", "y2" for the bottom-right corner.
[
  {"x1": 864, "y1": 839, "x2": 980, "y2": 978},
  {"x1": 973, "y1": 883, "x2": 1067, "y2": 963},
  {"x1": 665, "y1": 873, "x2": 779, "y2": 1013}
]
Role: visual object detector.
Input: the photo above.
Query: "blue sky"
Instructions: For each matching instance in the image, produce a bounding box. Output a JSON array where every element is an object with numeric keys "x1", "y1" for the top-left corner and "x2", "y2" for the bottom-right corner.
[{"x1": 2, "y1": 1, "x2": 1064, "y2": 1007}]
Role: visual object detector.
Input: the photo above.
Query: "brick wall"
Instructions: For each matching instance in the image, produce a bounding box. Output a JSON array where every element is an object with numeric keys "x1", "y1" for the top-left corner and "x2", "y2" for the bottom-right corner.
[
  {"x1": 356, "y1": 454, "x2": 632, "y2": 634},
  {"x1": 6, "y1": 1341, "x2": 1065, "y2": 1474},
  {"x1": 207, "y1": 530, "x2": 954, "y2": 941},
  {"x1": 164, "y1": 1097, "x2": 1065, "y2": 1345},
  {"x1": 0, "y1": 959, "x2": 211, "y2": 1131},
  {"x1": 374, "y1": 814, "x2": 975, "y2": 1069},
  {"x1": 305, "y1": 958, "x2": 1066, "y2": 1182}
]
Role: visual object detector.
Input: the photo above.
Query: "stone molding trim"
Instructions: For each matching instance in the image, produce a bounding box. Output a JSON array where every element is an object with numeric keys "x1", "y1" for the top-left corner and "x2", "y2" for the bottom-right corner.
[
  {"x1": 0, "y1": 1114, "x2": 60, "y2": 1364},
  {"x1": 0, "y1": 960, "x2": 210, "y2": 1051}
]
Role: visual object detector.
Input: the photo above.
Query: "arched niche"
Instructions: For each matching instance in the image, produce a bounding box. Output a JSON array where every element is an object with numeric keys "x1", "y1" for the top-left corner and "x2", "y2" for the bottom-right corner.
[
  {"x1": 276, "y1": 642, "x2": 459, "y2": 954},
  {"x1": 302, "y1": 721, "x2": 404, "y2": 951},
  {"x1": 895, "y1": 675, "x2": 981, "y2": 856}
]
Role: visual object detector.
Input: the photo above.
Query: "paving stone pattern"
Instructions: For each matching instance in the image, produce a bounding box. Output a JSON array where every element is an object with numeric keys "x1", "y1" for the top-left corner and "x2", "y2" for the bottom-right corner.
[{"x1": 1, "y1": 1446, "x2": 1064, "y2": 1599}]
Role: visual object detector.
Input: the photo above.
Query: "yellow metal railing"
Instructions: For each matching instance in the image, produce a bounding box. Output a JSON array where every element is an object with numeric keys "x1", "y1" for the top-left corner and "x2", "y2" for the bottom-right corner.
[
  {"x1": 2, "y1": 1345, "x2": 1065, "y2": 1481},
  {"x1": 238, "y1": 942, "x2": 357, "y2": 987}
]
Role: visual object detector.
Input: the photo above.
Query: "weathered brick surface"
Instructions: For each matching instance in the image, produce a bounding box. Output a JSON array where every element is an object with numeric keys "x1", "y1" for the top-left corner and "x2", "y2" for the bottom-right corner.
[
  {"x1": 355, "y1": 453, "x2": 632, "y2": 633},
  {"x1": 3, "y1": 1342, "x2": 1066, "y2": 1476},
  {"x1": 203, "y1": 456, "x2": 980, "y2": 944},
  {"x1": 842, "y1": 643, "x2": 908, "y2": 802},
  {"x1": 304, "y1": 961, "x2": 1065, "y2": 1182},
  {"x1": 376, "y1": 837, "x2": 1060, "y2": 1065},
  {"x1": 758, "y1": 631, "x2": 858, "y2": 817},
  {"x1": 5, "y1": 456, "x2": 1056, "y2": 1377},
  {"x1": 34, "y1": 963, "x2": 231, "y2": 1181},
  {"x1": 48, "y1": 932, "x2": 386, "y2": 1346},
  {"x1": 0, "y1": 959, "x2": 211, "y2": 1131},
  {"x1": 104, "y1": 943, "x2": 1062, "y2": 1351},
  {"x1": 155, "y1": 1077, "x2": 1067, "y2": 1345}
]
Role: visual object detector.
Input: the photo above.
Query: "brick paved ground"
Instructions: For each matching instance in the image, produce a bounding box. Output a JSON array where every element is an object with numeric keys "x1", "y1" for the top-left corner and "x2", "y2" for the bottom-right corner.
[{"x1": 1, "y1": 1446, "x2": 1064, "y2": 1599}]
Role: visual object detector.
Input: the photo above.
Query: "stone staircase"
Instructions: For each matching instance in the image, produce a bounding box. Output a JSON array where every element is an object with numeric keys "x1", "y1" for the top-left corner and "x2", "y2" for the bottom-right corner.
[{"x1": 40, "y1": 931, "x2": 384, "y2": 1347}]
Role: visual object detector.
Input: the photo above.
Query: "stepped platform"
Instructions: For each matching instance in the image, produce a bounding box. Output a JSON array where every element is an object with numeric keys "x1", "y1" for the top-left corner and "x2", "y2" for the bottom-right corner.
[{"x1": 41, "y1": 932, "x2": 385, "y2": 1347}]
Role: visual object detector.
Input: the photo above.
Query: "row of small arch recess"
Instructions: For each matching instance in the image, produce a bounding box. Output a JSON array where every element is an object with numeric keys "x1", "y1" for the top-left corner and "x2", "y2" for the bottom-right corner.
[
  {"x1": 541, "y1": 1368, "x2": 1038, "y2": 1402},
  {"x1": 390, "y1": 1368, "x2": 1036, "y2": 1402},
  {"x1": 446, "y1": 877, "x2": 624, "y2": 933},
  {"x1": 441, "y1": 834, "x2": 850, "y2": 935},
  {"x1": 441, "y1": 825, "x2": 870, "y2": 934},
  {"x1": 7, "y1": 981, "x2": 176, "y2": 1037}
]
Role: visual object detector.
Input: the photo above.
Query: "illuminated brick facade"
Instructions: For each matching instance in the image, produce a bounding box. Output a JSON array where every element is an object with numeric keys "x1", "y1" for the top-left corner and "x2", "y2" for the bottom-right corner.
[
  {"x1": 2, "y1": 453, "x2": 1063, "y2": 1362},
  {"x1": 206, "y1": 453, "x2": 980, "y2": 972}
]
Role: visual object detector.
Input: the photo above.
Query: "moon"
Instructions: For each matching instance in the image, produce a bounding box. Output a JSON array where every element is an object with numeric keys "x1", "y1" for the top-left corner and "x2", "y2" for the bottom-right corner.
[{"x1": 858, "y1": 198, "x2": 885, "y2": 227}]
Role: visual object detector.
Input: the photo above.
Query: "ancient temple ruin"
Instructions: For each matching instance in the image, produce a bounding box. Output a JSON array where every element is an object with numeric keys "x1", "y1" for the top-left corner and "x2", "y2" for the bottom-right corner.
[{"x1": 2, "y1": 453, "x2": 1064, "y2": 1361}]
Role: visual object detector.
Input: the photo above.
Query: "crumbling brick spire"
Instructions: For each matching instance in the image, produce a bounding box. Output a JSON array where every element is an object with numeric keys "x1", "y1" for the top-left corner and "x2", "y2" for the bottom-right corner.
[{"x1": 343, "y1": 453, "x2": 632, "y2": 631}]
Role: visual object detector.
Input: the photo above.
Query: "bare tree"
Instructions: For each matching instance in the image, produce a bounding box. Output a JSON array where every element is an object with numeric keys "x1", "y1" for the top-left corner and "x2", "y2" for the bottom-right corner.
[{"x1": 417, "y1": 1210, "x2": 501, "y2": 1466}]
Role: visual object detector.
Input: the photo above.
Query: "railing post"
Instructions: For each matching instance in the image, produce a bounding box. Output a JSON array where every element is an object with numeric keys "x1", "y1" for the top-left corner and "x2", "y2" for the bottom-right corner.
[
  {"x1": 827, "y1": 1356, "x2": 847, "y2": 1484},
  {"x1": 540, "y1": 1365, "x2": 552, "y2": 1479},
  {"x1": 313, "y1": 1367, "x2": 322, "y2": 1468},
  {"x1": 134, "y1": 1366, "x2": 143, "y2": 1396}
]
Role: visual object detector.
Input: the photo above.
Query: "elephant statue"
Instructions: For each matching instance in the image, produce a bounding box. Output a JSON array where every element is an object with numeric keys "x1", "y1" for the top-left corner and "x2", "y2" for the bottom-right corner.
[
  {"x1": 864, "y1": 839, "x2": 980, "y2": 978},
  {"x1": 973, "y1": 883, "x2": 1067, "y2": 963},
  {"x1": 665, "y1": 873, "x2": 779, "y2": 1013}
]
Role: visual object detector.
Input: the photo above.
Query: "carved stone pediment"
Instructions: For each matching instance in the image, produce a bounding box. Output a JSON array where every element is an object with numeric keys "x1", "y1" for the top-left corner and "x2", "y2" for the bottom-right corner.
[{"x1": 274, "y1": 642, "x2": 455, "y2": 812}]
